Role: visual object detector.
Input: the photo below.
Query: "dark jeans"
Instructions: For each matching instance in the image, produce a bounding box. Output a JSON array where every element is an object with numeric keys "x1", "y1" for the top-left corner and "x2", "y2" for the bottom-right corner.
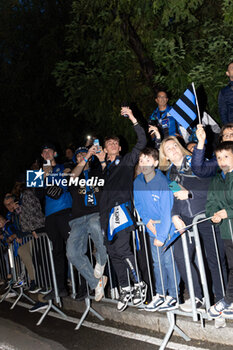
[
  {"x1": 45, "y1": 208, "x2": 71, "y2": 290},
  {"x1": 174, "y1": 216, "x2": 227, "y2": 302},
  {"x1": 224, "y1": 239, "x2": 233, "y2": 304},
  {"x1": 106, "y1": 229, "x2": 140, "y2": 288},
  {"x1": 174, "y1": 233, "x2": 203, "y2": 300},
  {"x1": 199, "y1": 222, "x2": 227, "y2": 302}
]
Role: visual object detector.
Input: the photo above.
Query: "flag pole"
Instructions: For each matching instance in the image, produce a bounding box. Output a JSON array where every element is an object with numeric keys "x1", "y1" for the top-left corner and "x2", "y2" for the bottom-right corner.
[
  {"x1": 192, "y1": 82, "x2": 201, "y2": 124},
  {"x1": 174, "y1": 216, "x2": 212, "y2": 233}
]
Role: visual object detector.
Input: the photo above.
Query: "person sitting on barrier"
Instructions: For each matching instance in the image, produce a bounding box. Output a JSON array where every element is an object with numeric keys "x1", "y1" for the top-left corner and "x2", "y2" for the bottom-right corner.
[
  {"x1": 40, "y1": 143, "x2": 72, "y2": 300},
  {"x1": 66, "y1": 146, "x2": 108, "y2": 302},
  {"x1": 0, "y1": 212, "x2": 39, "y2": 293},
  {"x1": 134, "y1": 147, "x2": 180, "y2": 312},
  {"x1": 191, "y1": 123, "x2": 233, "y2": 177},
  {"x1": 206, "y1": 141, "x2": 233, "y2": 319},
  {"x1": 98, "y1": 106, "x2": 148, "y2": 313},
  {"x1": 159, "y1": 136, "x2": 227, "y2": 312},
  {"x1": 11, "y1": 176, "x2": 46, "y2": 294}
]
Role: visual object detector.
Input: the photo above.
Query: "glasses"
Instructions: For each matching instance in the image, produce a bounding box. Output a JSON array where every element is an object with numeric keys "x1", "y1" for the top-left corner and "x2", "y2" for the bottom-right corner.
[{"x1": 222, "y1": 133, "x2": 233, "y2": 140}]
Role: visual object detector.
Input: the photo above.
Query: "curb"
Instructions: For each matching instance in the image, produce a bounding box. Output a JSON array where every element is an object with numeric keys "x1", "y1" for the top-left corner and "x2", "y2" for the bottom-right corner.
[{"x1": 62, "y1": 297, "x2": 233, "y2": 346}]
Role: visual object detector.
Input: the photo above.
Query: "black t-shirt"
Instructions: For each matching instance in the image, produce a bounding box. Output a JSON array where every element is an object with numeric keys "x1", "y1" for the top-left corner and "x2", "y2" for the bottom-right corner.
[{"x1": 69, "y1": 166, "x2": 104, "y2": 219}]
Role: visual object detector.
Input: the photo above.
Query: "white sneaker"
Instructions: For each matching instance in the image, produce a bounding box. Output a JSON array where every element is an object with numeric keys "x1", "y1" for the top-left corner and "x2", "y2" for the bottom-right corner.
[
  {"x1": 180, "y1": 297, "x2": 203, "y2": 312},
  {"x1": 144, "y1": 294, "x2": 165, "y2": 312},
  {"x1": 95, "y1": 276, "x2": 108, "y2": 302},
  {"x1": 117, "y1": 286, "x2": 133, "y2": 312},
  {"x1": 159, "y1": 296, "x2": 178, "y2": 311},
  {"x1": 133, "y1": 281, "x2": 147, "y2": 306},
  {"x1": 94, "y1": 262, "x2": 105, "y2": 279},
  {"x1": 215, "y1": 316, "x2": 226, "y2": 329}
]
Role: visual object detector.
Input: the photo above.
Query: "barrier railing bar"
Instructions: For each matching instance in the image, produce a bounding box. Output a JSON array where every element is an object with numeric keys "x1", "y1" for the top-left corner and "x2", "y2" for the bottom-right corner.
[
  {"x1": 69, "y1": 262, "x2": 76, "y2": 299},
  {"x1": 141, "y1": 225, "x2": 154, "y2": 300},
  {"x1": 212, "y1": 225, "x2": 225, "y2": 297},
  {"x1": 181, "y1": 232, "x2": 198, "y2": 322},
  {"x1": 192, "y1": 214, "x2": 211, "y2": 313}
]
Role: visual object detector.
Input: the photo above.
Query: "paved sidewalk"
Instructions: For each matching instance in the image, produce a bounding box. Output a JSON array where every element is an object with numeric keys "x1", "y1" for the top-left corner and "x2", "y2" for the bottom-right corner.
[{"x1": 62, "y1": 297, "x2": 233, "y2": 346}]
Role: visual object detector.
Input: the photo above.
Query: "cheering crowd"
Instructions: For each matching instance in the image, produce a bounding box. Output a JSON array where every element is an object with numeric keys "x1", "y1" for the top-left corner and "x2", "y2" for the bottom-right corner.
[{"x1": 0, "y1": 61, "x2": 233, "y2": 327}]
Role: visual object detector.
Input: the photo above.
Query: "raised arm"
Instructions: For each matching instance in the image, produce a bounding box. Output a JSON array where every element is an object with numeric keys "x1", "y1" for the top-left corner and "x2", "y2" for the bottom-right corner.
[{"x1": 191, "y1": 124, "x2": 218, "y2": 177}]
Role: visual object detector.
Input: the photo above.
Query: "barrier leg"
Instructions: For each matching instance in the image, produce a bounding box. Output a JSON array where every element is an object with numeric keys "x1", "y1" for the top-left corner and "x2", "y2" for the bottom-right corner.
[
  {"x1": 0, "y1": 287, "x2": 18, "y2": 303},
  {"x1": 159, "y1": 312, "x2": 190, "y2": 350},
  {"x1": 36, "y1": 300, "x2": 68, "y2": 326},
  {"x1": 10, "y1": 287, "x2": 35, "y2": 309},
  {"x1": 75, "y1": 297, "x2": 104, "y2": 330}
]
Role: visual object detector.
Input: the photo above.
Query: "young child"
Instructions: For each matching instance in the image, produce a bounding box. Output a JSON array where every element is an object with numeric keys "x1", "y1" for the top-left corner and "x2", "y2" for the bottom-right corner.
[
  {"x1": 134, "y1": 147, "x2": 180, "y2": 311},
  {"x1": 206, "y1": 141, "x2": 233, "y2": 318}
]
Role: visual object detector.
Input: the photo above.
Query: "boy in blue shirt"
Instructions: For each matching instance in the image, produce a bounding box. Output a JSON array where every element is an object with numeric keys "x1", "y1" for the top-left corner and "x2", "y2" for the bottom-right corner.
[{"x1": 134, "y1": 147, "x2": 180, "y2": 311}]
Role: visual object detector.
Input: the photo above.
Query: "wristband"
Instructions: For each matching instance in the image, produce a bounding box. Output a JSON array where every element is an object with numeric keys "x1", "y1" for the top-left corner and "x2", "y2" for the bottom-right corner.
[
  {"x1": 83, "y1": 157, "x2": 88, "y2": 163},
  {"x1": 133, "y1": 122, "x2": 138, "y2": 126}
]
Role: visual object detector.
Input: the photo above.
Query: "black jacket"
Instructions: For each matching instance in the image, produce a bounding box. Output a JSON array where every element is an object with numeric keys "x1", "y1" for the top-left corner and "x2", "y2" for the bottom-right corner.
[
  {"x1": 167, "y1": 156, "x2": 211, "y2": 219},
  {"x1": 218, "y1": 81, "x2": 233, "y2": 125},
  {"x1": 99, "y1": 124, "x2": 147, "y2": 231}
]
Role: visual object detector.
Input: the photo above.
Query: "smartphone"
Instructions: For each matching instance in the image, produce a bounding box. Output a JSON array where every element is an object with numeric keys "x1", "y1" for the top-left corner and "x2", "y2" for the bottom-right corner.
[
  {"x1": 43, "y1": 159, "x2": 51, "y2": 166},
  {"x1": 93, "y1": 139, "x2": 101, "y2": 153},
  {"x1": 169, "y1": 181, "x2": 181, "y2": 193},
  {"x1": 121, "y1": 102, "x2": 129, "y2": 118}
]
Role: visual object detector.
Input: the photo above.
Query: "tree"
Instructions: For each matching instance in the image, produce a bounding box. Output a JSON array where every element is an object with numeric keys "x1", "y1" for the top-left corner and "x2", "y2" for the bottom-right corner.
[{"x1": 54, "y1": 0, "x2": 233, "y2": 142}]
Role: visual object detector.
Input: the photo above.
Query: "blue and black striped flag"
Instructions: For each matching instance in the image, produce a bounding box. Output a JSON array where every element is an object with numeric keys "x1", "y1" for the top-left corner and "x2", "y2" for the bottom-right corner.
[{"x1": 169, "y1": 84, "x2": 197, "y2": 129}]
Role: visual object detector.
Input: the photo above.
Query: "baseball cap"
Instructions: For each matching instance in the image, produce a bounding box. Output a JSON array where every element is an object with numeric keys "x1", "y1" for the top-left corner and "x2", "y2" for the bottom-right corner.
[
  {"x1": 75, "y1": 147, "x2": 88, "y2": 155},
  {"x1": 41, "y1": 143, "x2": 56, "y2": 152}
]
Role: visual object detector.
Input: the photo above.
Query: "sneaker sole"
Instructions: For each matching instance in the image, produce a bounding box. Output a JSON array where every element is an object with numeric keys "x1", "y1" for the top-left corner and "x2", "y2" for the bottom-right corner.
[
  {"x1": 159, "y1": 304, "x2": 178, "y2": 312},
  {"x1": 222, "y1": 313, "x2": 233, "y2": 319},
  {"x1": 29, "y1": 305, "x2": 48, "y2": 313},
  {"x1": 39, "y1": 289, "x2": 52, "y2": 295},
  {"x1": 207, "y1": 311, "x2": 222, "y2": 319},
  {"x1": 144, "y1": 304, "x2": 163, "y2": 312},
  {"x1": 29, "y1": 288, "x2": 41, "y2": 294},
  {"x1": 117, "y1": 302, "x2": 129, "y2": 313},
  {"x1": 117, "y1": 295, "x2": 132, "y2": 313}
]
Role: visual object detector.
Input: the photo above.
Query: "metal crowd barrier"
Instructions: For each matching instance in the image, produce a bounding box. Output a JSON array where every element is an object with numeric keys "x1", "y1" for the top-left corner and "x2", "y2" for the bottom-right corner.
[
  {"x1": 1, "y1": 213, "x2": 232, "y2": 349},
  {"x1": 0, "y1": 233, "x2": 67, "y2": 325},
  {"x1": 68, "y1": 211, "x2": 232, "y2": 349},
  {"x1": 0, "y1": 243, "x2": 9, "y2": 282}
]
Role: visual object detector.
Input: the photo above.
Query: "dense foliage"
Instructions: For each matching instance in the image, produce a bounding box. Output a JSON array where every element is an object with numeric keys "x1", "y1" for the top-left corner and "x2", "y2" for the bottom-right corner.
[
  {"x1": 54, "y1": 0, "x2": 233, "y2": 134},
  {"x1": 0, "y1": 0, "x2": 233, "y2": 200}
]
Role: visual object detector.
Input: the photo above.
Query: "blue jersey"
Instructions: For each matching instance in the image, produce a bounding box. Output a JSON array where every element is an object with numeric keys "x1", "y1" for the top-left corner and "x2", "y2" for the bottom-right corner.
[
  {"x1": 149, "y1": 106, "x2": 179, "y2": 137},
  {"x1": 45, "y1": 164, "x2": 72, "y2": 217}
]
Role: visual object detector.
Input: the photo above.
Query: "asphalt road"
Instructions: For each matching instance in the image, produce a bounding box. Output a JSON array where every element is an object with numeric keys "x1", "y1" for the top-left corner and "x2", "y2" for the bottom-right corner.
[{"x1": 0, "y1": 299, "x2": 232, "y2": 350}]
